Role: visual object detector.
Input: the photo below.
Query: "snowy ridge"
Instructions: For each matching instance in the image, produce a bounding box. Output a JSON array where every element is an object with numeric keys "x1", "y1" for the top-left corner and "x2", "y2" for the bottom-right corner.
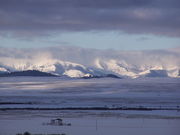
[{"x1": 0, "y1": 46, "x2": 179, "y2": 78}]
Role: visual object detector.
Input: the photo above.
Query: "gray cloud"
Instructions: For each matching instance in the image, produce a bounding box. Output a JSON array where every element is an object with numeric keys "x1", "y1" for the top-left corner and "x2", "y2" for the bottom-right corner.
[{"x1": 0, "y1": 0, "x2": 180, "y2": 37}]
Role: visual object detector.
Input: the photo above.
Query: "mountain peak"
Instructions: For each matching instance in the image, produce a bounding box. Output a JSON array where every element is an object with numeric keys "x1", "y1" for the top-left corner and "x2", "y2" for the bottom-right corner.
[{"x1": 0, "y1": 47, "x2": 179, "y2": 78}]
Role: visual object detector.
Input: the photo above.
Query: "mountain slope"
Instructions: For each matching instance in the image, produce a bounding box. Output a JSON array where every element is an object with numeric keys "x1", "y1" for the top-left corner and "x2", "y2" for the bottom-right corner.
[
  {"x1": 0, "y1": 70, "x2": 56, "y2": 77},
  {"x1": 0, "y1": 46, "x2": 179, "y2": 78}
]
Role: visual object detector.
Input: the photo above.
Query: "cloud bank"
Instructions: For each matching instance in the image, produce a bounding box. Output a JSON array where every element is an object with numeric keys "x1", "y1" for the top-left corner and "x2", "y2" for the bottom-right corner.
[{"x1": 0, "y1": 0, "x2": 180, "y2": 37}]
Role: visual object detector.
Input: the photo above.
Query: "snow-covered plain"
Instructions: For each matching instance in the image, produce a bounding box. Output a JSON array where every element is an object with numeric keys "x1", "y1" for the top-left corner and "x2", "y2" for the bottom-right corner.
[
  {"x1": 0, "y1": 77, "x2": 180, "y2": 109},
  {"x1": 0, "y1": 112, "x2": 180, "y2": 135},
  {"x1": 0, "y1": 77, "x2": 180, "y2": 135}
]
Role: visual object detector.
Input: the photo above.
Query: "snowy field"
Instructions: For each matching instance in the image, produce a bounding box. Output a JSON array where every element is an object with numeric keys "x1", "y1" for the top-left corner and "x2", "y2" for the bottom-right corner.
[{"x1": 0, "y1": 77, "x2": 180, "y2": 135}]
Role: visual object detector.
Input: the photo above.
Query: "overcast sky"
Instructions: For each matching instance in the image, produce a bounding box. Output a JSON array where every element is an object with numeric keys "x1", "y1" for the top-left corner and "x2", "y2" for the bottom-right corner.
[{"x1": 0, "y1": 0, "x2": 180, "y2": 50}]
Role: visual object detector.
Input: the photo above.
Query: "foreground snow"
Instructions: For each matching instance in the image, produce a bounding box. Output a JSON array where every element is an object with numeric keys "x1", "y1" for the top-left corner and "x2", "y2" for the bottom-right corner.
[
  {"x1": 0, "y1": 77, "x2": 180, "y2": 135},
  {"x1": 0, "y1": 110, "x2": 180, "y2": 135}
]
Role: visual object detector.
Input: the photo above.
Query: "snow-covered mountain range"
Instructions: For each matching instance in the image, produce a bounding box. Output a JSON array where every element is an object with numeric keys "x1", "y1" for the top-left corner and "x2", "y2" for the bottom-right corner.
[{"x1": 0, "y1": 46, "x2": 179, "y2": 78}]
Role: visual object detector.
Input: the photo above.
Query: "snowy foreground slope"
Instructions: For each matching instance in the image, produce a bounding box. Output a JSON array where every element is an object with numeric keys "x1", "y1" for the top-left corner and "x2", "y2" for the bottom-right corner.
[{"x1": 0, "y1": 46, "x2": 179, "y2": 78}]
